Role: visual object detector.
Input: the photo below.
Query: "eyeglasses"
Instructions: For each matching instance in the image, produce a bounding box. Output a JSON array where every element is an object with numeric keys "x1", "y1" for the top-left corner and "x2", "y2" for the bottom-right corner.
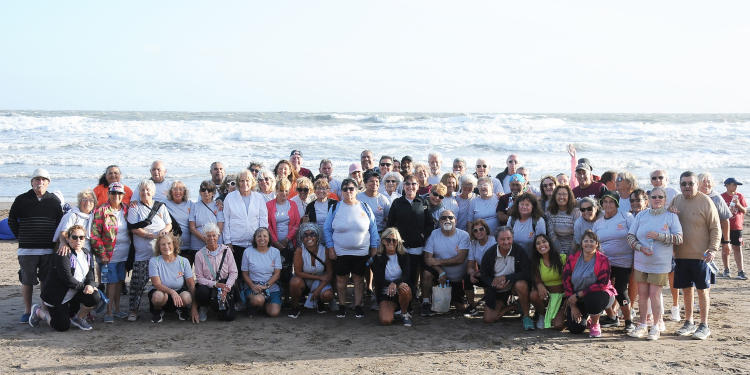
[
  {"x1": 380, "y1": 162, "x2": 392, "y2": 167},
  {"x1": 199, "y1": 188, "x2": 212, "y2": 193},
  {"x1": 385, "y1": 180, "x2": 397, "y2": 184},
  {"x1": 81, "y1": 198, "x2": 95, "y2": 203},
  {"x1": 302, "y1": 231, "x2": 318, "y2": 238},
  {"x1": 472, "y1": 227, "x2": 485, "y2": 233},
  {"x1": 108, "y1": 191, "x2": 124, "y2": 195},
  {"x1": 476, "y1": 164, "x2": 487, "y2": 168},
  {"x1": 439, "y1": 215, "x2": 455, "y2": 221},
  {"x1": 432, "y1": 191, "x2": 444, "y2": 199},
  {"x1": 342, "y1": 187, "x2": 356, "y2": 192},
  {"x1": 616, "y1": 177, "x2": 624, "y2": 182},
  {"x1": 382, "y1": 237, "x2": 398, "y2": 244},
  {"x1": 250, "y1": 168, "x2": 260, "y2": 174},
  {"x1": 680, "y1": 181, "x2": 695, "y2": 187},
  {"x1": 70, "y1": 235, "x2": 86, "y2": 241},
  {"x1": 650, "y1": 195, "x2": 665, "y2": 199},
  {"x1": 260, "y1": 177, "x2": 271, "y2": 182},
  {"x1": 297, "y1": 188, "x2": 309, "y2": 193},
  {"x1": 228, "y1": 181, "x2": 237, "y2": 186},
  {"x1": 580, "y1": 206, "x2": 594, "y2": 212},
  {"x1": 651, "y1": 176, "x2": 664, "y2": 181}
]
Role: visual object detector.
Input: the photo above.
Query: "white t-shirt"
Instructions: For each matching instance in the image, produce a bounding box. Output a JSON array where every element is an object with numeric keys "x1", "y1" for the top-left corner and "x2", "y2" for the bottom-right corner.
[
  {"x1": 384, "y1": 254, "x2": 403, "y2": 282},
  {"x1": 241, "y1": 247, "x2": 282, "y2": 293},
  {"x1": 111, "y1": 209, "x2": 130, "y2": 263},
  {"x1": 424, "y1": 228, "x2": 470, "y2": 281},
  {"x1": 331, "y1": 202, "x2": 374, "y2": 257},
  {"x1": 128, "y1": 203, "x2": 171, "y2": 261},
  {"x1": 63, "y1": 251, "x2": 90, "y2": 304}
]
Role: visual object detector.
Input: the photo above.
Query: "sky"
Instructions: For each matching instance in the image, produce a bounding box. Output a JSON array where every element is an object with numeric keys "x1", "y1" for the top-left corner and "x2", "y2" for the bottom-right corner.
[{"x1": 1, "y1": 1, "x2": 748, "y2": 113}]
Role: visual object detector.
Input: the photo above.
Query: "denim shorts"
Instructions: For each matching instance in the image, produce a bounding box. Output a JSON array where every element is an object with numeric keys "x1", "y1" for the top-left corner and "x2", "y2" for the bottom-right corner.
[{"x1": 99, "y1": 261, "x2": 127, "y2": 284}]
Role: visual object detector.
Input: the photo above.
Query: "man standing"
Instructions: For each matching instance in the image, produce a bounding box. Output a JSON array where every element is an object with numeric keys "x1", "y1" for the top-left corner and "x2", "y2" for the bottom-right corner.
[
  {"x1": 422, "y1": 210, "x2": 470, "y2": 315},
  {"x1": 572, "y1": 161, "x2": 607, "y2": 200},
  {"x1": 670, "y1": 171, "x2": 720, "y2": 340},
  {"x1": 721, "y1": 178, "x2": 747, "y2": 280},
  {"x1": 360, "y1": 150, "x2": 376, "y2": 174},
  {"x1": 290, "y1": 150, "x2": 314, "y2": 179},
  {"x1": 496, "y1": 174, "x2": 527, "y2": 225},
  {"x1": 495, "y1": 154, "x2": 520, "y2": 193},
  {"x1": 8, "y1": 168, "x2": 63, "y2": 323},
  {"x1": 427, "y1": 152, "x2": 443, "y2": 185},
  {"x1": 319, "y1": 159, "x2": 341, "y2": 198},
  {"x1": 133, "y1": 160, "x2": 171, "y2": 203}
]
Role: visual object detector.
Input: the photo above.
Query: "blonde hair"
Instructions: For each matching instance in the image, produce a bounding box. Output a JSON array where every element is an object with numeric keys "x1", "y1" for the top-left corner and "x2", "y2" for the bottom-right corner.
[
  {"x1": 377, "y1": 227, "x2": 406, "y2": 255},
  {"x1": 153, "y1": 233, "x2": 181, "y2": 256}
]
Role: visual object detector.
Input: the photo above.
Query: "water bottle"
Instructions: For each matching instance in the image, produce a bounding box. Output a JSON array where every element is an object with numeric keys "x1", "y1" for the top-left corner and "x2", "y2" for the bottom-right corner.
[
  {"x1": 648, "y1": 239, "x2": 654, "y2": 253},
  {"x1": 100, "y1": 263, "x2": 109, "y2": 284},
  {"x1": 217, "y1": 287, "x2": 226, "y2": 311},
  {"x1": 365, "y1": 256, "x2": 374, "y2": 268},
  {"x1": 507, "y1": 196, "x2": 514, "y2": 210}
]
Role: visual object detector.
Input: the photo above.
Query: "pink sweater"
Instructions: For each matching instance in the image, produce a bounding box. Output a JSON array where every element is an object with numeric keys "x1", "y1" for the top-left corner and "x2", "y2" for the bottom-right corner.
[{"x1": 193, "y1": 245, "x2": 238, "y2": 289}]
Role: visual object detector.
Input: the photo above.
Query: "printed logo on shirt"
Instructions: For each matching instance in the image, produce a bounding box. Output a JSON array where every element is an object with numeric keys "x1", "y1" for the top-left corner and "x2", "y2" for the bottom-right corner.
[
  {"x1": 177, "y1": 271, "x2": 184, "y2": 279},
  {"x1": 617, "y1": 223, "x2": 625, "y2": 230},
  {"x1": 662, "y1": 224, "x2": 669, "y2": 231},
  {"x1": 528, "y1": 231, "x2": 534, "y2": 239}
]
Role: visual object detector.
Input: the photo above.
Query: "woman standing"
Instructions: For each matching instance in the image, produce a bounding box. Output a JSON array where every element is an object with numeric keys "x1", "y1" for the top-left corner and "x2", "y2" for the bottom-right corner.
[
  {"x1": 188, "y1": 180, "x2": 225, "y2": 256},
  {"x1": 538, "y1": 175, "x2": 558, "y2": 213},
  {"x1": 223, "y1": 171, "x2": 269, "y2": 282},
  {"x1": 545, "y1": 185, "x2": 580, "y2": 255},
  {"x1": 468, "y1": 177, "x2": 500, "y2": 235},
  {"x1": 506, "y1": 192, "x2": 547, "y2": 258},
  {"x1": 291, "y1": 177, "x2": 315, "y2": 219},
  {"x1": 256, "y1": 170, "x2": 277, "y2": 202},
  {"x1": 456, "y1": 175, "x2": 476, "y2": 232},
  {"x1": 372, "y1": 228, "x2": 413, "y2": 326},
  {"x1": 274, "y1": 160, "x2": 299, "y2": 198},
  {"x1": 414, "y1": 163, "x2": 432, "y2": 195},
  {"x1": 266, "y1": 179, "x2": 301, "y2": 298},
  {"x1": 241, "y1": 228, "x2": 283, "y2": 317},
  {"x1": 54, "y1": 189, "x2": 97, "y2": 254},
  {"x1": 165, "y1": 181, "x2": 194, "y2": 263},
  {"x1": 616, "y1": 171, "x2": 638, "y2": 215},
  {"x1": 381, "y1": 171, "x2": 403, "y2": 203},
  {"x1": 305, "y1": 178, "x2": 337, "y2": 234}
]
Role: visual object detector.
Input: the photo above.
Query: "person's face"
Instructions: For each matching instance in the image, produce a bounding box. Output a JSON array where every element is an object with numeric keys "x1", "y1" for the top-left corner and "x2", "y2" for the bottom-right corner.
[
  {"x1": 393, "y1": 160, "x2": 400, "y2": 171},
  {"x1": 535, "y1": 236, "x2": 550, "y2": 256},
  {"x1": 518, "y1": 169, "x2": 529, "y2": 183},
  {"x1": 302, "y1": 230, "x2": 319, "y2": 248},
  {"x1": 319, "y1": 162, "x2": 333, "y2": 177},
  {"x1": 601, "y1": 197, "x2": 617, "y2": 215},
  {"x1": 497, "y1": 231, "x2": 513, "y2": 252},
  {"x1": 379, "y1": 159, "x2": 393, "y2": 175},
  {"x1": 428, "y1": 156, "x2": 441, "y2": 174},
  {"x1": 649, "y1": 191, "x2": 666, "y2": 209},
  {"x1": 475, "y1": 160, "x2": 489, "y2": 177},
  {"x1": 630, "y1": 194, "x2": 648, "y2": 212},
  {"x1": 150, "y1": 162, "x2": 166, "y2": 183},
  {"x1": 277, "y1": 187, "x2": 290, "y2": 201},
  {"x1": 429, "y1": 190, "x2": 443, "y2": 206},
  {"x1": 255, "y1": 230, "x2": 269, "y2": 248},
  {"x1": 365, "y1": 176, "x2": 379, "y2": 194},
  {"x1": 580, "y1": 202, "x2": 596, "y2": 221},
  {"x1": 555, "y1": 189, "x2": 569, "y2": 206},
  {"x1": 439, "y1": 212, "x2": 455, "y2": 232},
  {"x1": 211, "y1": 163, "x2": 225, "y2": 184},
  {"x1": 518, "y1": 200, "x2": 533, "y2": 217},
  {"x1": 542, "y1": 178, "x2": 556, "y2": 197},
  {"x1": 416, "y1": 168, "x2": 428, "y2": 181},
  {"x1": 69, "y1": 230, "x2": 87, "y2": 251},
  {"x1": 699, "y1": 178, "x2": 713, "y2": 194},
  {"x1": 277, "y1": 163, "x2": 291, "y2": 178},
  {"x1": 106, "y1": 167, "x2": 121, "y2": 184},
  {"x1": 510, "y1": 181, "x2": 523, "y2": 195},
  {"x1": 205, "y1": 231, "x2": 219, "y2": 249},
  {"x1": 159, "y1": 237, "x2": 175, "y2": 257},
  {"x1": 401, "y1": 160, "x2": 413, "y2": 173},
  {"x1": 382, "y1": 235, "x2": 398, "y2": 255},
  {"x1": 680, "y1": 176, "x2": 698, "y2": 198},
  {"x1": 361, "y1": 152, "x2": 374, "y2": 170},
  {"x1": 384, "y1": 177, "x2": 398, "y2": 193},
  {"x1": 581, "y1": 236, "x2": 598, "y2": 254},
  {"x1": 557, "y1": 174, "x2": 570, "y2": 186},
  {"x1": 31, "y1": 176, "x2": 50, "y2": 196},
  {"x1": 249, "y1": 166, "x2": 261, "y2": 178},
  {"x1": 290, "y1": 153, "x2": 302, "y2": 167},
  {"x1": 478, "y1": 182, "x2": 491, "y2": 198},
  {"x1": 575, "y1": 168, "x2": 590, "y2": 185},
  {"x1": 461, "y1": 182, "x2": 474, "y2": 197},
  {"x1": 314, "y1": 185, "x2": 328, "y2": 200},
  {"x1": 199, "y1": 185, "x2": 215, "y2": 202},
  {"x1": 445, "y1": 177, "x2": 457, "y2": 194},
  {"x1": 726, "y1": 183, "x2": 738, "y2": 193},
  {"x1": 650, "y1": 172, "x2": 665, "y2": 187},
  {"x1": 403, "y1": 179, "x2": 418, "y2": 197},
  {"x1": 506, "y1": 155, "x2": 519, "y2": 174},
  {"x1": 171, "y1": 184, "x2": 186, "y2": 203},
  {"x1": 341, "y1": 184, "x2": 357, "y2": 202},
  {"x1": 616, "y1": 179, "x2": 632, "y2": 197},
  {"x1": 350, "y1": 170, "x2": 363, "y2": 184},
  {"x1": 258, "y1": 176, "x2": 271, "y2": 192},
  {"x1": 296, "y1": 186, "x2": 309, "y2": 200},
  {"x1": 108, "y1": 191, "x2": 124, "y2": 206},
  {"x1": 79, "y1": 194, "x2": 95, "y2": 214},
  {"x1": 453, "y1": 161, "x2": 465, "y2": 176},
  {"x1": 140, "y1": 185, "x2": 154, "y2": 201},
  {"x1": 472, "y1": 224, "x2": 487, "y2": 241},
  {"x1": 237, "y1": 176, "x2": 252, "y2": 194}
]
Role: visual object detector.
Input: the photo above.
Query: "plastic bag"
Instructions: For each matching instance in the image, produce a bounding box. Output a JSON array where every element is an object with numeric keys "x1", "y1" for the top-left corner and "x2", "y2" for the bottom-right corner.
[{"x1": 431, "y1": 283, "x2": 452, "y2": 313}]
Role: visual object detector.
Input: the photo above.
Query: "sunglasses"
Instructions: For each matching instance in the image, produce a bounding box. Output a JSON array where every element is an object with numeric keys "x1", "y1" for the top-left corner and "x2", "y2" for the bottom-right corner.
[
  {"x1": 297, "y1": 188, "x2": 309, "y2": 193},
  {"x1": 302, "y1": 231, "x2": 318, "y2": 238},
  {"x1": 439, "y1": 215, "x2": 455, "y2": 221},
  {"x1": 432, "y1": 191, "x2": 444, "y2": 199},
  {"x1": 108, "y1": 191, "x2": 124, "y2": 195},
  {"x1": 680, "y1": 181, "x2": 695, "y2": 187},
  {"x1": 507, "y1": 160, "x2": 518, "y2": 164},
  {"x1": 380, "y1": 162, "x2": 392, "y2": 167},
  {"x1": 580, "y1": 206, "x2": 594, "y2": 212},
  {"x1": 199, "y1": 188, "x2": 212, "y2": 193},
  {"x1": 228, "y1": 181, "x2": 237, "y2": 186},
  {"x1": 250, "y1": 168, "x2": 260, "y2": 174},
  {"x1": 342, "y1": 187, "x2": 356, "y2": 192},
  {"x1": 70, "y1": 235, "x2": 86, "y2": 241},
  {"x1": 472, "y1": 227, "x2": 485, "y2": 233},
  {"x1": 382, "y1": 237, "x2": 398, "y2": 244},
  {"x1": 650, "y1": 195, "x2": 665, "y2": 199},
  {"x1": 651, "y1": 176, "x2": 664, "y2": 180},
  {"x1": 385, "y1": 180, "x2": 397, "y2": 184},
  {"x1": 476, "y1": 164, "x2": 487, "y2": 168}
]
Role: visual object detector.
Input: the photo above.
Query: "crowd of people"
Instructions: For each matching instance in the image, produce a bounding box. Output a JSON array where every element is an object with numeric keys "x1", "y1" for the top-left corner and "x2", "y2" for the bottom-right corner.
[{"x1": 8, "y1": 146, "x2": 747, "y2": 342}]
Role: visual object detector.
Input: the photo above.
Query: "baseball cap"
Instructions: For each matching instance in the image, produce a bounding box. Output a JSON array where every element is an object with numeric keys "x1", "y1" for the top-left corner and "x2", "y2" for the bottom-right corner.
[
  {"x1": 724, "y1": 177, "x2": 743, "y2": 186},
  {"x1": 108, "y1": 182, "x2": 125, "y2": 193},
  {"x1": 32, "y1": 168, "x2": 51, "y2": 180},
  {"x1": 349, "y1": 163, "x2": 363, "y2": 174}
]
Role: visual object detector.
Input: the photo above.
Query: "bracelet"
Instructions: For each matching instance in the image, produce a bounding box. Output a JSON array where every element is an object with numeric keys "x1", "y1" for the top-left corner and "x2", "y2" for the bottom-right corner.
[
  {"x1": 721, "y1": 240, "x2": 730, "y2": 244},
  {"x1": 439, "y1": 271, "x2": 446, "y2": 277}
]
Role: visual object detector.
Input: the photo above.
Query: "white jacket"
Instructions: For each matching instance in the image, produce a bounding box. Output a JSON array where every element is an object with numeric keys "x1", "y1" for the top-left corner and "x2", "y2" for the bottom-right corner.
[{"x1": 222, "y1": 190, "x2": 269, "y2": 247}]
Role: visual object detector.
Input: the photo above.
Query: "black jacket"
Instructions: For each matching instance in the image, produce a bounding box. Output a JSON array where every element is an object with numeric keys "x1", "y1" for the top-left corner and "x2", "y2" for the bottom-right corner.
[
  {"x1": 305, "y1": 199, "x2": 338, "y2": 223},
  {"x1": 495, "y1": 168, "x2": 510, "y2": 186},
  {"x1": 480, "y1": 243, "x2": 530, "y2": 309},
  {"x1": 41, "y1": 248, "x2": 96, "y2": 306},
  {"x1": 386, "y1": 196, "x2": 432, "y2": 249},
  {"x1": 8, "y1": 190, "x2": 63, "y2": 249},
  {"x1": 372, "y1": 252, "x2": 413, "y2": 293}
]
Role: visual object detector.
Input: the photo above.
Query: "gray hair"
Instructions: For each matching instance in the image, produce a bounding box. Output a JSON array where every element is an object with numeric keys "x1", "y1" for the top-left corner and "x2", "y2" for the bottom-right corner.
[
  {"x1": 382, "y1": 171, "x2": 403, "y2": 185},
  {"x1": 138, "y1": 179, "x2": 156, "y2": 194},
  {"x1": 77, "y1": 188, "x2": 97, "y2": 207},
  {"x1": 697, "y1": 172, "x2": 714, "y2": 185},
  {"x1": 201, "y1": 222, "x2": 221, "y2": 236},
  {"x1": 296, "y1": 222, "x2": 322, "y2": 246},
  {"x1": 496, "y1": 225, "x2": 514, "y2": 236},
  {"x1": 578, "y1": 196, "x2": 599, "y2": 210},
  {"x1": 428, "y1": 152, "x2": 442, "y2": 162},
  {"x1": 459, "y1": 174, "x2": 478, "y2": 187}
]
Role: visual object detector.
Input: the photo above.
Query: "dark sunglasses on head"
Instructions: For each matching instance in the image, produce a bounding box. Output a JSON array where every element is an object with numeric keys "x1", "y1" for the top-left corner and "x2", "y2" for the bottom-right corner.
[
  {"x1": 432, "y1": 191, "x2": 444, "y2": 199},
  {"x1": 472, "y1": 227, "x2": 485, "y2": 233},
  {"x1": 261, "y1": 177, "x2": 271, "y2": 181},
  {"x1": 580, "y1": 206, "x2": 594, "y2": 212},
  {"x1": 650, "y1": 195, "x2": 665, "y2": 199},
  {"x1": 476, "y1": 164, "x2": 487, "y2": 168},
  {"x1": 439, "y1": 215, "x2": 455, "y2": 221},
  {"x1": 680, "y1": 181, "x2": 694, "y2": 187},
  {"x1": 70, "y1": 235, "x2": 86, "y2": 241},
  {"x1": 302, "y1": 231, "x2": 318, "y2": 238},
  {"x1": 382, "y1": 237, "x2": 398, "y2": 244},
  {"x1": 342, "y1": 187, "x2": 356, "y2": 192},
  {"x1": 297, "y1": 188, "x2": 309, "y2": 193},
  {"x1": 380, "y1": 162, "x2": 392, "y2": 167},
  {"x1": 651, "y1": 176, "x2": 664, "y2": 180}
]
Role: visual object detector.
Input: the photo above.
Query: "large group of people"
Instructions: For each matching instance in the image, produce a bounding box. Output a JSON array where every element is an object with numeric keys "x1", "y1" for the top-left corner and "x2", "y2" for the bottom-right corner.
[{"x1": 8, "y1": 146, "x2": 747, "y2": 343}]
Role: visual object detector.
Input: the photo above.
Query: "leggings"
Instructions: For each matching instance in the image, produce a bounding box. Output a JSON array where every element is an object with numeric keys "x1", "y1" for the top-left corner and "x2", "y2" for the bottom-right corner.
[
  {"x1": 195, "y1": 284, "x2": 236, "y2": 321},
  {"x1": 128, "y1": 260, "x2": 150, "y2": 313},
  {"x1": 567, "y1": 291, "x2": 612, "y2": 334},
  {"x1": 610, "y1": 266, "x2": 632, "y2": 307},
  {"x1": 47, "y1": 289, "x2": 100, "y2": 331}
]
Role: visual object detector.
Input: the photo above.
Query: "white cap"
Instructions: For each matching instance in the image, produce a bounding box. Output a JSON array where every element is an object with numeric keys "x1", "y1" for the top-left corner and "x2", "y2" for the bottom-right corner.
[{"x1": 32, "y1": 168, "x2": 51, "y2": 180}]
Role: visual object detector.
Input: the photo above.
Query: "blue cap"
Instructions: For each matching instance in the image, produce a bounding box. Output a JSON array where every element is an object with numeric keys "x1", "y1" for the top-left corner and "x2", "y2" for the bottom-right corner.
[
  {"x1": 724, "y1": 177, "x2": 743, "y2": 186},
  {"x1": 509, "y1": 174, "x2": 526, "y2": 183}
]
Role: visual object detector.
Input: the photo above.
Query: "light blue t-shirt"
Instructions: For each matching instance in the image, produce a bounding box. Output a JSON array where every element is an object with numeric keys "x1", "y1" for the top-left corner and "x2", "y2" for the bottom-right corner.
[
  {"x1": 469, "y1": 196, "x2": 499, "y2": 235},
  {"x1": 148, "y1": 255, "x2": 194, "y2": 290},
  {"x1": 165, "y1": 200, "x2": 192, "y2": 250},
  {"x1": 629, "y1": 209, "x2": 682, "y2": 274},
  {"x1": 593, "y1": 211, "x2": 635, "y2": 268},
  {"x1": 424, "y1": 228, "x2": 471, "y2": 281},
  {"x1": 188, "y1": 200, "x2": 225, "y2": 250},
  {"x1": 241, "y1": 246, "x2": 282, "y2": 293},
  {"x1": 507, "y1": 216, "x2": 547, "y2": 259},
  {"x1": 356, "y1": 192, "x2": 391, "y2": 232}
]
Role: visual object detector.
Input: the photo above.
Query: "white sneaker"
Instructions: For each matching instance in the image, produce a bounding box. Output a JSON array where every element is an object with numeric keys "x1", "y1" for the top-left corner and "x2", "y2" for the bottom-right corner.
[
  {"x1": 628, "y1": 323, "x2": 648, "y2": 338},
  {"x1": 670, "y1": 306, "x2": 681, "y2": 321},
  {"x1": 536, "y1": 318, "x2": 545, "y2": 329},
  {"x1": 647, "y1": 325, "x2": 660, "y2": 340},
  {"x1": 657, "y1": 319, "x2": 666, "y2": 332}
]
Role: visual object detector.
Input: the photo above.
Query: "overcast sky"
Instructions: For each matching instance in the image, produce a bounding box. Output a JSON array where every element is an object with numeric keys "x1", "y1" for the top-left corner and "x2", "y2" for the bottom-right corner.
[{"x1": 1, "y1": 1, "x2": 748, "y2": 112}]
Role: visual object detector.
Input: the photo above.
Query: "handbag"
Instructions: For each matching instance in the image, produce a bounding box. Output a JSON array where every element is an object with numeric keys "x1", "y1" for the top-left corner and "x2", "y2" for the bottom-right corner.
[
  {"x1": 431, "y1": 281, "x2": 452, "y2": 313},
  {"x1": 204, "y1": 247, "x2": 232, "y2": 311}
]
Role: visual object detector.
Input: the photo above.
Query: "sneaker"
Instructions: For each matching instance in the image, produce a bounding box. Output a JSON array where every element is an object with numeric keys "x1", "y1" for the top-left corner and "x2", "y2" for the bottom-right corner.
[
  {"x1": 20, "y1": 313, "x2": 31, "y2": 324},
  {"x1": 589, "y1": 323, "x2": 602, "y2": 338},
  {"x1": 676, "y1": 321, "x2": 698, "y2": 336},
  {"x1": 403, "y1": 312, "x2": 413, "y2": 327},
  {"x1": 336, "y1": 306, "x2": 347, "y2": 318},
  {"x1": 670, "y1": 306, "x2": 681, "y2": 322},
  {"x1": 647, "y1": 325, "x2": 660, "y2": 341},
  {"x1": 103, "y1": 314, "x2": 114, "y2": 323},
  {"x1": 463, "y1": 303, "x2": 478, "y2": 318},
  {"x1": 28, "y1": 305, "x2": 42, "y2": 327},
  {"x1": 176, "y1": 308, "x2": 186, "y2": 321},
  {"x1": 354, "y1": 306, "x2": 365, "y2": 318},
  {"x1": 738, "y1": 271, "x2": 748, "y2": 280},
  {"x1": 599, "y1": 315, "x2": 619, "y2": 328},
  {"x1": 114, "y1": 311, "x2": 129, "y2": 319},
  {"x1": 624, "y1": 320, "x2": 635, "y2": 334},
  {"x1": 721, "y1": 268, "x2": 730, "y2": 278},
  {"x1": 288, "y1": 308, "x2": 301, "y2": 319},
  {"x1": 151, "y1": 311, "x2": 164, "y2": 323},
  {"x1": 536, "y1": 317, "x2": 546, "y2": 330},
  {"x1": 127, "y1": 312, "x2": 138, "y2": 322},
  {"x1": 70, "y1": 316, "x2": 93, "y2": 331},
  {"x1": 522, "y1": 316, "x2": 535, "y2": 331},
  {"x1": 657, "y1": 319, "x2": 666, "y2": 332},
  {"x1": 692, "y1": 323, "x2": 711, "y2": 340},
  {"x1": 628, "y1": 323, "x2": 648, "y2": 338},
  {"x1": 420, "y1": 302, "x2": 435, "y2": 317},
  {"x1": 316, "y1": 301, "x2": 327, "y2": 314},
  {"x1": 199, "y1": 306, "x2": 208, "y2": 322}
]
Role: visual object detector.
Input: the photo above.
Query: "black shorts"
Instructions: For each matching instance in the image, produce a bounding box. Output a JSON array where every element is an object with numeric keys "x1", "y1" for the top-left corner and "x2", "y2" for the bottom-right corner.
[
  {"x1": 334, "y1": 255, "x2": 369, "y2": 277},
  {"x1": 674, "y1": 259, "x2": 714, "y2": 290},
  {"x1": 730, "y1": 230, "x2": 743, "y2": 246},
  {"x1": 148, "y1": 286, "x2": 188, "y2": 312}
]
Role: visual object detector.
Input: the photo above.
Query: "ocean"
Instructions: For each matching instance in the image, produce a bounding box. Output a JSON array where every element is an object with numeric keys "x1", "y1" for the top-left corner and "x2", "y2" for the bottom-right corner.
[{"x1": 1, "y1": 111, "x2": 748, "y2": 202}]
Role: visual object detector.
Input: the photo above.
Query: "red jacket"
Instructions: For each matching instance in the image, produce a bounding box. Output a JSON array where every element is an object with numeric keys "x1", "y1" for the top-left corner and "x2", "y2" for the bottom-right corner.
[
  {"x1": 266, "y1": 199, "x2": 300, "y2": 246},
  {"x1": 562, "y1": 250, "x2": 617, "y2": 298}
]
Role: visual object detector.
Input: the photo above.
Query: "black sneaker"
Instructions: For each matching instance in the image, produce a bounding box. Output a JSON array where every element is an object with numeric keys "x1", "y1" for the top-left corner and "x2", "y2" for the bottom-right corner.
[
  {"x1": 151, "y1": 310, "x2": 164, "y2": 323},
  {"x1": 599, "y1": 315, "x2": 619, "y2": 328},
  {"x1": 316, "y1": 301, "x2": 327, "y2": 314},
  {"x1": 336, "y1": 306, "x2": 347, "y2": 318},
  {"x1": 421, "y1": 302, "x2": 435, "y2": 317},
  {"x1": 354, "y1": 306, "x2": 365, "y2": 318},
  {"x1": 624, "y1": 319, "x2": 634, "y2": 333},
  {"x1": 288, "y1": 308, "x2": 301, "y2": 319},
  {"x1": 463, "y1": 303, "x2": 479, "y2": 317}
]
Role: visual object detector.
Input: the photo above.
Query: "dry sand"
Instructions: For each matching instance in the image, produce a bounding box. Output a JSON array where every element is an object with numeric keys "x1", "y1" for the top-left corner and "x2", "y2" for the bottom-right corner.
[{"x1": 1, "y1": 203, "x2": 749, "y2": 374}]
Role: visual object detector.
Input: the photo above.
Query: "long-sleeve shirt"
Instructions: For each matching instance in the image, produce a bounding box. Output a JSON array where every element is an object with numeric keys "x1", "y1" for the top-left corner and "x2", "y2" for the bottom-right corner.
[
  {"x1": 669, "y1": 192, "x2": 721, "y2": 259},
  {"x1": 193, "y1": 245, "x2": 238, "y2": 289}
]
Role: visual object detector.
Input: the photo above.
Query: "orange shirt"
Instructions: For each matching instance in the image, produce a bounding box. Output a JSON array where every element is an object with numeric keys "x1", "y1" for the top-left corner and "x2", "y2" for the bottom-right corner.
[{"x1": 93, "y1": 184, "x2": 133, "y2": 207}]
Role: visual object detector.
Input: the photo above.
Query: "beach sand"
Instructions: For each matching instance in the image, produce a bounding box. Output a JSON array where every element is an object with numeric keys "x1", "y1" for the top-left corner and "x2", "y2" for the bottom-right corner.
[{"x1": 1, "y1": 202, "x2": 749, "y2": 374}]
